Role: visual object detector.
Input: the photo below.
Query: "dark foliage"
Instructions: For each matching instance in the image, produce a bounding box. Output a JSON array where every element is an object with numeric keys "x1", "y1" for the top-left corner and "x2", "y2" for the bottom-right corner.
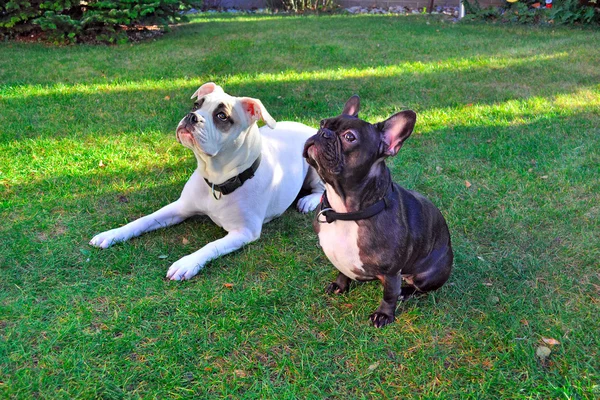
[
  {"x1": 462, "y1": 0, "x2": 599, "y2": 25},
  {"x1": 1, "y1": 0, "x2": 202, "y2": 43}
]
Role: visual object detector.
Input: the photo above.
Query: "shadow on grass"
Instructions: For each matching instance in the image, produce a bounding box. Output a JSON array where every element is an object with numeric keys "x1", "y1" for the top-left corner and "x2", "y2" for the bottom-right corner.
[
  {"x1": 1, "y1": 14, "x2": 598, "y2": 86},
  {"x1": 2, "y1": 54, "x2": 599, "y2": 145},
  {"x1": 2, "y1": 108, "x2": 597, "y2": 286}
]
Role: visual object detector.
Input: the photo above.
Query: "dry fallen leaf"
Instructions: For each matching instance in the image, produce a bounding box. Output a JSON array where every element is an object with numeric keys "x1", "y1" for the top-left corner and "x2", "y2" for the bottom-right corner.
[
  {"x1": 223, "y1": 283, "x2": 233, "y2": 288},
  {"x1": 436, "y1": 166, "x2": 443, "y2": 173},
  {"x1": 164, "y1": 95, "x2": 171, "y2": 100},
  {"x1": 98, "y1": 160, "x2": 106, "y2": 168},
  {"x1": 465, "y1": 180, "x2": 472, "y2": 188},
  {"x1": 234, "y1": 369, "x2": 247, "y2": 378},
  {"x1": 520, "y1": 318, "x2": 529, "y2": 326},
  {"x1": 536, "y1": 346, "x2": 551, "y2": 360},
  {"x1": 368, "y1": 362, "x2": 380, "y2": 371},
  {"x1": 342, "y1": 303, "x2": 353, "y2": 309},
  {"x1": 540, "y1": 175, "x2": 549, "y2": 179},
  {"x1": 542, "y1": 337, "x2": 560, "y2": 346},
  {"x1": 182, "y1": 237, "x2": 189, "y2": 245}
]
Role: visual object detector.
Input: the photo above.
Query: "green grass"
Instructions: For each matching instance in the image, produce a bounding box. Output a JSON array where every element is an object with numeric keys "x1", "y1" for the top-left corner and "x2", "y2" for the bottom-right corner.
[{"x1": 1, "y1": 14, "x2": 599, "y2": 398}]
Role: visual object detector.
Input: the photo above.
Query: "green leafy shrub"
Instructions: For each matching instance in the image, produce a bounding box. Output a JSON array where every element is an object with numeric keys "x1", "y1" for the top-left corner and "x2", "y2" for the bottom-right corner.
[
  {"x1": 1, "y1": 0, "x2": 203, "y2": 43},
  {"x1": 547, "y1": 0, "x2": 599, "y2": 23},
  {"x1": 461, "y1": 0, "x2": 599, "y2": 25}
]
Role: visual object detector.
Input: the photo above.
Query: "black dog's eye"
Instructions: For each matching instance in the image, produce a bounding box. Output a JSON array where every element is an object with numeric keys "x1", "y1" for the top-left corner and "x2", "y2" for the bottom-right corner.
[
  {"x1": 217, "y1": 112, "x2": 228, "y2": 121},
  {"x1": 320, "y1": 119, "x2": 325, "y2": 128},
  {"x1": 344, "y1": 132, "x2": 356, "y2": 142},
  {"x1": 192, "y1": 102, "x2": 200, "y2": 111}
]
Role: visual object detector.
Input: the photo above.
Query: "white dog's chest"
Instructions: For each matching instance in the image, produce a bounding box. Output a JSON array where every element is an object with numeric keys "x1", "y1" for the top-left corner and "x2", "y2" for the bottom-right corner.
[{"x1": 318, "y1": 220, "x2": 365, "y2": 280}]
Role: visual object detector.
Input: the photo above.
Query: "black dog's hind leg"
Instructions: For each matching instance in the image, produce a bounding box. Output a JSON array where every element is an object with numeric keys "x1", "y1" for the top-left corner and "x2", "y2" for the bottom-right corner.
[
  {"x1": 370, "y1": 274, "x2": 402, "y2": 328},
  {"x1": 326, "y1": 272, "x2": 351, "y2": 294}
]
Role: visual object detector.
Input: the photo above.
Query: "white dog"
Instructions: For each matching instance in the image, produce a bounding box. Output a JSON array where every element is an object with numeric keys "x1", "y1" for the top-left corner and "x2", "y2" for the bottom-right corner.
[{"x1": 90, "y1": 83, "x2": 324, "y2": 280}]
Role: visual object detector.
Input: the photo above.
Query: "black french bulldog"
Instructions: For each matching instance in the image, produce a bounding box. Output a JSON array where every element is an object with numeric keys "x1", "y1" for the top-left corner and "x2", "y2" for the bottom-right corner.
[{"x1": 303, "y1": 96, "x2": 453, "y2": 328}]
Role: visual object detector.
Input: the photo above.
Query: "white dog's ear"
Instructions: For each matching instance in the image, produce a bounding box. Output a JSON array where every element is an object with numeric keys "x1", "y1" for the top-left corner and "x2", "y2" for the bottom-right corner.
[
  {"x1": 239, "y1": 97, "x2": 276, "y2": 129},
  {"x1": 191, "y1": 82, "x2": 224, "y2": 100}
]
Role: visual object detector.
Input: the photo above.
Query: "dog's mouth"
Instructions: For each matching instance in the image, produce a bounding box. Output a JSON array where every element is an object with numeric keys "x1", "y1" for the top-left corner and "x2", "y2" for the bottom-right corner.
[
  {"x1": 177, "y1": 125, "x2": 219, "y2": 157},
  {"x1": 303, "y1": 143, "x2": 317, "y2": 159},
  {"x1": 303, "y1": 138, "x2": 318, "y2": 160},
  {"x1": 176, "y1": 125, "x2": 195, "y2": 143}
]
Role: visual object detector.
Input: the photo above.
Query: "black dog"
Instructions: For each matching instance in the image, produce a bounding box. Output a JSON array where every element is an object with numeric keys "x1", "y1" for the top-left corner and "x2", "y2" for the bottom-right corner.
[{"x1": 303, "y1": 96, "x2": 453, "y2": 328}]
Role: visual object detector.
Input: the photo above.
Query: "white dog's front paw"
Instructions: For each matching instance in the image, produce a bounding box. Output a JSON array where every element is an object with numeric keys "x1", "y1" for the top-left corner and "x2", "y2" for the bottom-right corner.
[
  {"x1": 89, "y1": 228, "x2": 128, "y2": 249},
  {"x1": 166, "y1": 256, "x2": 203, "y2": 281},
  {"x1": 297, "y1": 193, "x2": 322, "y2": 213}
]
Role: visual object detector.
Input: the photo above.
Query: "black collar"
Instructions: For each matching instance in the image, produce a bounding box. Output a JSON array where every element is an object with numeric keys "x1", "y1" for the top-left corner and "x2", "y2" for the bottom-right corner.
[
  {"x1": 317, "y1": 185, "x2": 393, "y2": 224},
  {"x1": 204, "y1": 154, "x2": 261, "y2": 199}
]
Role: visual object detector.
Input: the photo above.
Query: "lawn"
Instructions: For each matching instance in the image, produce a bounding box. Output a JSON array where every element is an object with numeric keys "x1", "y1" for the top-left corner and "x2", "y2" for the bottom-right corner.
[{"x1": 1, "y1": 13, "x2": 599, "y2": 398}]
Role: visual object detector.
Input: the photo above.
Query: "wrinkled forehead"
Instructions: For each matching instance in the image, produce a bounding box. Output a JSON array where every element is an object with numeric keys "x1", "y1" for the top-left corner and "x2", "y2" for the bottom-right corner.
[
  {"x1": 197, "y1": 91, "x2": 237, "y2": 111},
  {"x1": 323, "y1": 115, "x2": 372, "y2": 132}
]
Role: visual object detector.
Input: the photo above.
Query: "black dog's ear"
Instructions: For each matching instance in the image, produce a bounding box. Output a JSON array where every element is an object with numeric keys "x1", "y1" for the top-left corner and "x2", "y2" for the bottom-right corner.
[
  {"x1": 342, "y1": 95, "x2": 360, "y2": 117},
  {"x1": 376, "y1": 110, "x2": 417, "y2": 157}
]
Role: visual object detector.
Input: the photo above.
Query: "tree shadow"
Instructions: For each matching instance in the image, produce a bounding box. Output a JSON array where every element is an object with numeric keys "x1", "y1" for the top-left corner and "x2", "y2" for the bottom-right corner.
[{"x1": 2, "y1": 51, "x2": 598, "y2": 145}]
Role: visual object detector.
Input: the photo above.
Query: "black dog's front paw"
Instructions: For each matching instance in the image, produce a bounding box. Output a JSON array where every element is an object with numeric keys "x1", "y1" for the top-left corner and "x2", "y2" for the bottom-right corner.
[
  {"x1": 326, "y1": 282, "x2": 348, "y2": 295},
  {"x1": 369, "y1": 312, "x2": 395, "y2": 328}
]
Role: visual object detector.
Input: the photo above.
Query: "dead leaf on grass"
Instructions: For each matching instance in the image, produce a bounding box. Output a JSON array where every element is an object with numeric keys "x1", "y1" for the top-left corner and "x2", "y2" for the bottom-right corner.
[
  {"x1": 465, "y1": 180, "x2": 472, "y2": 188},
  {"x1": 536, "y1": 345, "x2": 551, "y2": 360},
  {"x1": 98, "y1": 160, "x2": 106, "y2": 168},
  {"x1": 368, "y1": 362, "x2": 379, "y2": 371},
  {"x1": 182, "y1": 237, "x2": 189, "y2": 245},
  {"x1": 234, "y1": 369, "x2": 248, "y2": 378},
  {"x1": 542, "y1": 337, "x2": 560, "y2": 346},
  {"x1": 223, "y1": 283, "x2": 233, "y2": 288}
]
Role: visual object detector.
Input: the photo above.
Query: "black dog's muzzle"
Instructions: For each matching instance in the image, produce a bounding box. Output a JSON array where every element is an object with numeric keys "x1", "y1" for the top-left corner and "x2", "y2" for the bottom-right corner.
[{"x1": 319, "y1": 127, "x2": 335, "y2": 139}]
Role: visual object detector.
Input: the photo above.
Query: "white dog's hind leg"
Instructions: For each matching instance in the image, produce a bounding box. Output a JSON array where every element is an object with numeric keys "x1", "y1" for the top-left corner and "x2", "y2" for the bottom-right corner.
[
  {"x1": 297, "y1": 166, "x2": 325, "y2": 213},
  {"x1": 166, "y1": 228, "x2": 260, "y2": 281},
  {"x1": 89, "y1": 200, "x2": 193, "y2": 249}
]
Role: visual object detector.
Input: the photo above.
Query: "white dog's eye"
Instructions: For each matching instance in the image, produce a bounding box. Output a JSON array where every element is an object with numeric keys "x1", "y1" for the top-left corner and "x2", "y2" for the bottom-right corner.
[
  {"x1": 344, "y1": 132, "x2": 356, "y2": 142},
  {"x1": 217, "y1": 112, "x2": 228, "y2": 121}
]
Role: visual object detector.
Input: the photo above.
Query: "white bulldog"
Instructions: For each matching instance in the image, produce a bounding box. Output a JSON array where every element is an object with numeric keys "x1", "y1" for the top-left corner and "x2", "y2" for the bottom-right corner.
[{"x1": 90, "y1": 82, "x2": 324, "y2": 280}]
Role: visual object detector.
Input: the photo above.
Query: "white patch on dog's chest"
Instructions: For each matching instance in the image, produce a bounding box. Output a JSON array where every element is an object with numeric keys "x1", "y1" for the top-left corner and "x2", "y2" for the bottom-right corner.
[
  {"x1": 318, "y1": 185, "x2": 365, "y2": 280},
  {"x1": 318, "y1": 220, "x2": 364, "y2": 280}
]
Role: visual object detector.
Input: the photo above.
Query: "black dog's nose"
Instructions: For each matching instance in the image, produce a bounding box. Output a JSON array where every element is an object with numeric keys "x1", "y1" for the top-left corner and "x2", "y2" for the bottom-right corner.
[
  {"x1": 185, "y1": 113, "x2": 198, "y2": 124},
  {"x1": 320, "y1": 128, "x2": 333, "y2": 139}
]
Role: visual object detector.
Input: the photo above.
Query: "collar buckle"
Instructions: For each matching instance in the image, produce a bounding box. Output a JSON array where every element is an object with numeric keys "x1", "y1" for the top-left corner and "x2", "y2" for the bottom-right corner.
[{"x1": 317, "y1": 207, "x2": 334, "y2": 224}]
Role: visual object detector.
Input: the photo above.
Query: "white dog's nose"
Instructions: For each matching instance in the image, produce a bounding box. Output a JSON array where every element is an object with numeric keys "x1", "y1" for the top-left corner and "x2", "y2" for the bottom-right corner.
[{"x1": 185, "y1": 113, "x2": 199, "y2": 124}]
